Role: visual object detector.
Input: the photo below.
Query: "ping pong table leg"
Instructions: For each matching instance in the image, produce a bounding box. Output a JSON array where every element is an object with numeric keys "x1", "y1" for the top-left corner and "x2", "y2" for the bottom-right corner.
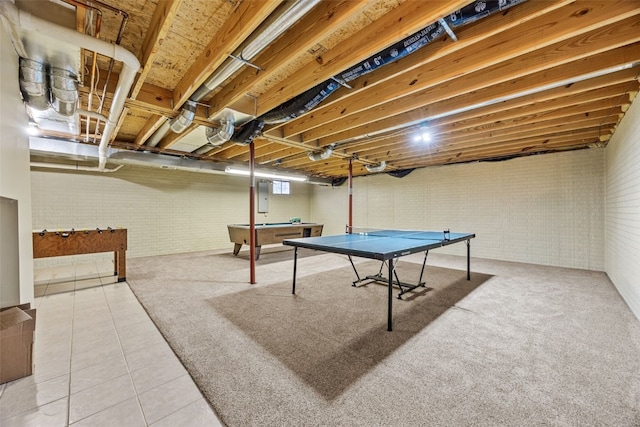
[
  {"x1": 292, "y1": 247, "x2": 298, "y2": 294},
  {"x1": 466, "y1": 240, "x2": 471, "y2": 281},
  {"x1": 388, "y1": 259, "x2": 393, "y2": 332}
]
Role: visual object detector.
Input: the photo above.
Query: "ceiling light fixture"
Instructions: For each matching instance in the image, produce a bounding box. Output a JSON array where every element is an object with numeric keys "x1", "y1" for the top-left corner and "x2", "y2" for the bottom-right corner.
[
  {"x1": 27, "y1": 121, "x2": 40, "y2": 136},
  {"x1": 224, "y1": 167, "x2": 307, "y2": 182},
  {"x1": 413, "y1": 125, "x2": 431, "y2": 143}
]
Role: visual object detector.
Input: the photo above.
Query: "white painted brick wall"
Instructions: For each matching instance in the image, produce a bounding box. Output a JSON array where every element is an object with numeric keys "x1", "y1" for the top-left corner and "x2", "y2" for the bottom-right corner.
[
  {"x1": 605, "y1": 95, "x2": 640, "y2": 320},
  {"x1": 312, "y1": 149, "x2": 605, "y2": 270},
  {"x1": 31, "y1": 166, "x2": 311, "y2": 267}
]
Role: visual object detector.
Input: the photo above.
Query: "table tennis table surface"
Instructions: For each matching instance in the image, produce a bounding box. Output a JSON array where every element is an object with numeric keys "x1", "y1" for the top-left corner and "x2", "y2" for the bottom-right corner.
[{"x1": 283, "y1": 229, "x2": 475, "y2": 260}]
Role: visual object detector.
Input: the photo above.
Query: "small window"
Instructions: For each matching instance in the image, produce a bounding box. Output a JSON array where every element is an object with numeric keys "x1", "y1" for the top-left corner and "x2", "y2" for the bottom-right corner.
[{"x1": 273, "y1": 180, "x2": 290, "y2": 195}]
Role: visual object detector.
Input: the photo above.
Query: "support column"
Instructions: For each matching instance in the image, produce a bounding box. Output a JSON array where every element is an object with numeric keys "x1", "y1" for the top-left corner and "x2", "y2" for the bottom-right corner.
[
  {"x1": 348, "y1": 159, "x2": 353, "y2": 233},
  {"x1": 249, "y1": 142, "x2": 256, "y2": 284}
]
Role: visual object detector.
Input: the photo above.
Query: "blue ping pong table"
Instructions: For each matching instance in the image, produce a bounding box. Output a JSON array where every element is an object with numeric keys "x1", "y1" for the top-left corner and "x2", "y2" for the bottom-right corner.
[{"x1": 283, "y1": 229, "x2": 476, "y2": 331}]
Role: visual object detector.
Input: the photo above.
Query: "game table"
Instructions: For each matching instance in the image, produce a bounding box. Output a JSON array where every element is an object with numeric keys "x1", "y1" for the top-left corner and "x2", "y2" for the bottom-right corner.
[
  {"x1": 33, "y1": 228, "x2": 127, "y2": 282},
  {"x1": 283, "y1": 228, "x2": 475, "y2": 331},
  {"x1": 228, "y1": 222, "x2": 323, "y2": 260}
]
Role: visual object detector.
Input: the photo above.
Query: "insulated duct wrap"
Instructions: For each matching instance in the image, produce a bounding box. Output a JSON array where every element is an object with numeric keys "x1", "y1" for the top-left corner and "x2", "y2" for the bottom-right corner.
[
  {"x1": 260, "y1": 80, "x2": 341, "y2": 124},
  {"x1": 448, "y1": 0, "x2": 527, "y2": 27},
  {"x1": 230, "y1": 119, "x2": 264, "y2": 145}
]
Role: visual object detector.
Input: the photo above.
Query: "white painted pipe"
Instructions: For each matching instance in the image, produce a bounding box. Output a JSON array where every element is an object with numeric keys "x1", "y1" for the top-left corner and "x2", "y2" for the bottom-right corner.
[
  {"x1": 78, "y1": 109, "x2": 108, "y2": 122},
  {"x1": 0, "y1": 0, "x2": 140, "y2": 169}
]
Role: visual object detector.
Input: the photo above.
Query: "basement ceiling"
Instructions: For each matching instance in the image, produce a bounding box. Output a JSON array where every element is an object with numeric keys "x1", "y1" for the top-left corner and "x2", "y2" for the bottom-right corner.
[{"x1": 4, "y1": 0, "x2": 640, "y2": 180}]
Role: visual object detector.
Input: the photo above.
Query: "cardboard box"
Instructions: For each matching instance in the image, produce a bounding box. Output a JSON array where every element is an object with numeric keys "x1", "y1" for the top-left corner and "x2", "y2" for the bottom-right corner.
[{"x1": 0, "y1": 303, "x2": 36, "y2": 384}]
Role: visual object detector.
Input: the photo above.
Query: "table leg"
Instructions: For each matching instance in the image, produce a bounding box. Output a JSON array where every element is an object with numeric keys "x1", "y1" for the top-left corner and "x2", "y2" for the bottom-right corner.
[
  {"x1": 466, "y1": 240, "x2": 471, "y2": 281},
  {"x1": 388, "y1": 259, "x2": 393, "y2": 332},
  {"x1": 116, "y1": 250, "x2": 126, "y2": 282},
  {"x1": 292, "y1": 247, "x2": 298, "y2": 294},
  {"x1": 233, "y1": 243, "x2": 242, "y2": 256},
  {"x1": 255, "y1": 245, "x2": 261, "y2": 260}
]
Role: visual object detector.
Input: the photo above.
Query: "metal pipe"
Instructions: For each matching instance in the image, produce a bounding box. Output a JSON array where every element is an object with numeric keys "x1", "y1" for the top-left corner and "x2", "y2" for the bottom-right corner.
[
  {"x1": 365, "y1": 161, "x2": 386, "y2": 173},
  {"x1": 308, "y1": 145, "x2": 333, "y2": 161},
  {"x1": 249, "y1": 142, "x2": 256, "y2": 284},
  {"x1": 30, "y1": 162, "x2": 122, "y2": 173}
]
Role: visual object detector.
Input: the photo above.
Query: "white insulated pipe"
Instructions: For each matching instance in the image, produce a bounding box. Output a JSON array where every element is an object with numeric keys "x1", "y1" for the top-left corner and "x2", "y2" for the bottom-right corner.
[{"x1": 0, "y1": 0, "x2": 140, "y2": 169}]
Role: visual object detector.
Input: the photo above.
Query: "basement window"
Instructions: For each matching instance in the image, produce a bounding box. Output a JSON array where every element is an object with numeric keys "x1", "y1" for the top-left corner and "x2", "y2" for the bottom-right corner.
[{"x1": 272, "y1": 180, "x2": 290, "y2": 195}]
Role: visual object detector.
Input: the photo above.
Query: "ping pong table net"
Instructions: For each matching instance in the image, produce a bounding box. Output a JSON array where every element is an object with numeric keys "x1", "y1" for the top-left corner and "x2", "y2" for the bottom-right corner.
[{"x1": 345, "y1": 226, "x2": 451, "y2": 241}]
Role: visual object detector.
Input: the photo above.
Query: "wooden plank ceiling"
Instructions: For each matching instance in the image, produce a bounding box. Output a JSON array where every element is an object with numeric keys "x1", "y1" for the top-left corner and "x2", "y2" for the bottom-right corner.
[{"x1": 29, "y1": 0, "x2": 640, "y2": 179}]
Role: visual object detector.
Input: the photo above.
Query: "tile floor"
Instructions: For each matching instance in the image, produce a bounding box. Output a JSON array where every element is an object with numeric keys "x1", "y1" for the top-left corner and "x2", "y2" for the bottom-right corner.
[{"x1": 0, "y1": 260, "x2": 223, "y2": 426}]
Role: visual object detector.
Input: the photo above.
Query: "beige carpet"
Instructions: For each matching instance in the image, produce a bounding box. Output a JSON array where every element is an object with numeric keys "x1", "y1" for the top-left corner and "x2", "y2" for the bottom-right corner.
[{"x1": 127, "y1": 248, "x2": 640, "y2": 426}]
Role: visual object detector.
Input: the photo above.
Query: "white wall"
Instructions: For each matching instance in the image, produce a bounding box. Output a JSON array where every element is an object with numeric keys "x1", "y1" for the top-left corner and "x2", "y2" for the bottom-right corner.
[
  {"x1": 309, "y1": 183, "x2": 349, "y2": 235},
  {"x1": 605, "y1": 95, "x2": 640, "y2": 320},
  {"x1": 30, "y1": 166, "x2": 313, "y2": 266},
  {"x1": 312, "y1": 148, "x2": 605, "y2": 270},
  {"x1": 0, "y1": 31, "x2": 34, "y2": 306}
]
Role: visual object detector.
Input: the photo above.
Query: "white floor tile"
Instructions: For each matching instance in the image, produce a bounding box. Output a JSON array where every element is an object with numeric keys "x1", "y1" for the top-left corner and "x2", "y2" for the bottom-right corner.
[
  {"x1": 138, "y1": 375, "x2": 203, "y2": 425},
  {"x1": 0, "y1": 396, "x2": 68, "y2": 427},
  {"x1": 149, "y1": 398, "x2": 222, "y2": 427},
  {"x1": 70, "y1": 355, "x2": 129, "y2": 394},
  {"x1": 71, "y1": 341, "x2": 123, "y2": 373},
  {"x1": 0, "y1": 374, "x2": 69, "y2": 420},
  {"x1": 130, "y1": 355, "x2": 188, "y2": 394},
  {"x1": 0, "y1": 263, "x2": 223, "y2": 426},
  {"x1": 68, "y1": 373, "x2": 136, "y2": 424},
  {"x1": 70, "y1": 396, "x2": 145, "y2": 427},
  {"x1": 124, "y1": 341, "x2": 177, "y2": 373}
]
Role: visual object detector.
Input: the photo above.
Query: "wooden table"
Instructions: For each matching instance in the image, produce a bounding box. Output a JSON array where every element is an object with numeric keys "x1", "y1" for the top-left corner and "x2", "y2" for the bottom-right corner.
[{"x1": 32, "y1": 228, "x2": 127, "y2": 282}]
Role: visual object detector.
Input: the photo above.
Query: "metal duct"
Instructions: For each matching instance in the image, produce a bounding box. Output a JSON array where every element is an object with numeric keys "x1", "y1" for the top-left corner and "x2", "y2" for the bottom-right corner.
[
  {"x1": 308, "y1": 145, "x2": 333, "y2": 161},
  {"x1": 169, "y1": 100, "x2": 197, "y2": 133},
  {"x1": 49, "y1": 67, "x2": 78, "y2": 116},
  {"x1": 18, "y1": 58, "x2": 48, "y2": 110},
  {"x1": 204, "y1": 116, "x2": 234, "y2": 147},
  {"x1": 365, "y1": 161, "x2": 386, "y2": 173},
  {"x1": 30, "y1": 162, "x2": 122, "y2": 173},
  {"x1": 28, "y1": 136, "x2": 334, "y2": 185}
]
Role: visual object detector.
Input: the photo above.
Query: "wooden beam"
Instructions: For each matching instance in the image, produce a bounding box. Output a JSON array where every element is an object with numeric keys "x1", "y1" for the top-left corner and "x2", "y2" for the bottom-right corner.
[
  {"x1": 254, "y1": 0, "x2": 470, "y2": 117},
  {"x1": 300, "y1": 40, "x2": 640, "y2": 142},
  {"x1": 207, "y1": 0, "x2": 368, "y2": 118},
  {"x1": 290, "y1": 5, "x2": 640, "y2": 140},
  {"x1": 267, "y1": 0, "x2": 575, "y2": 137},
  {"x1": 315, "y1": 67, "x2": 640, "y2": 147},
  {"x1": 131, "y1": 0, "x2": 183, "y2": 98},
  {"x1": 172, "y1": 0, "x2": 282, "y2": 108}
]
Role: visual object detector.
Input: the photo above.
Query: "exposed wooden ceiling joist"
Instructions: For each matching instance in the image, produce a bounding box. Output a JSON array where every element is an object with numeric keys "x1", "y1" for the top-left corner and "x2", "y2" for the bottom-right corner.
[{"x1": 13, "y1": 0, "x2": 640, "y2": 180}]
